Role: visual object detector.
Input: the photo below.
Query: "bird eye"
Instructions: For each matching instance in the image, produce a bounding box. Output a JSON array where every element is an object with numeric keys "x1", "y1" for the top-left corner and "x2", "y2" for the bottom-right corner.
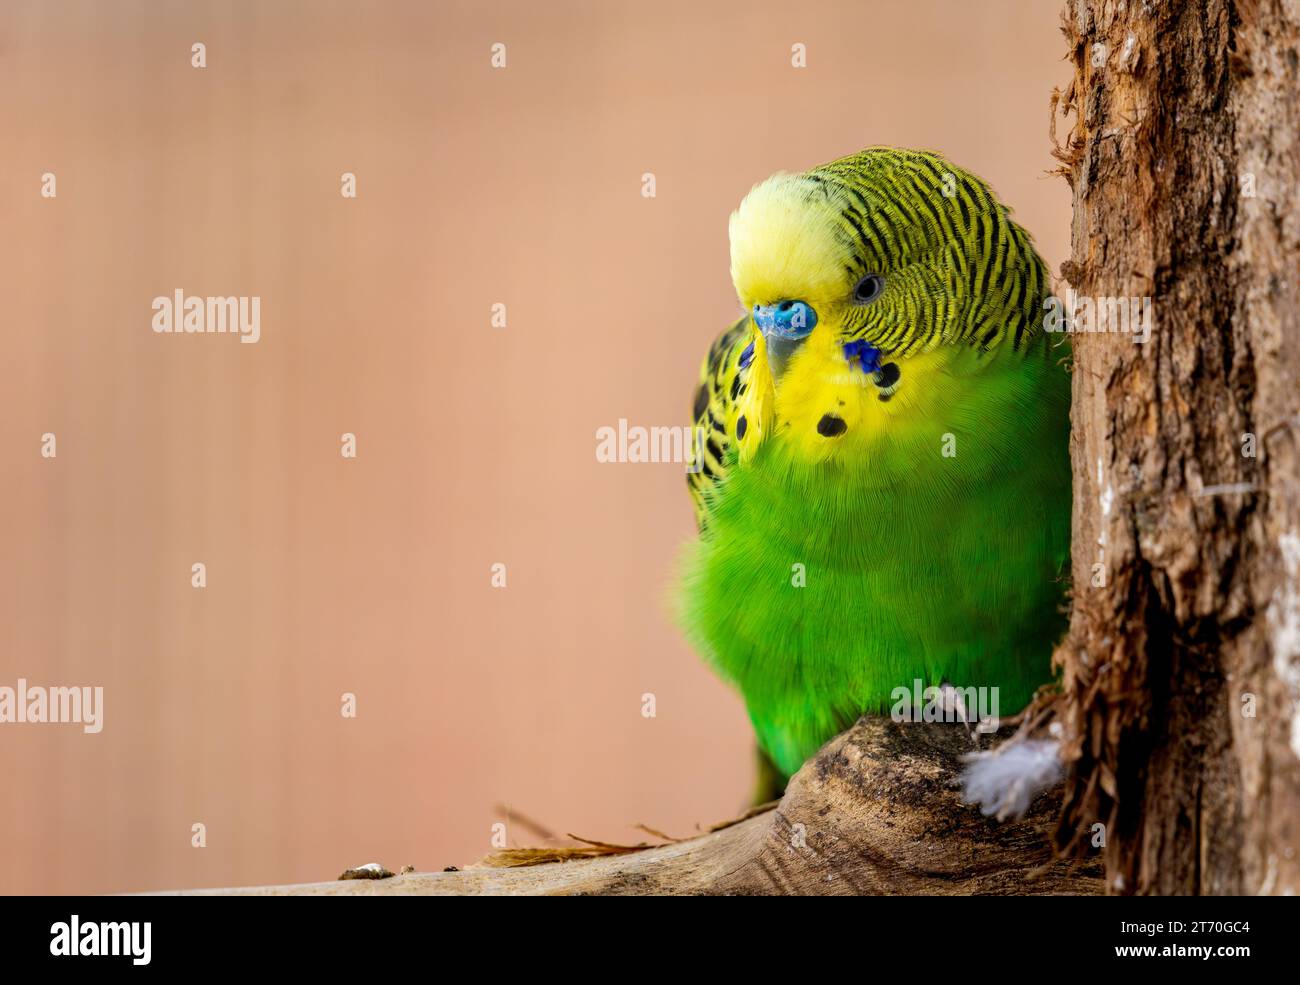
[{"x1": 853, "y1": 274, "x2": 884, "y2": 304}]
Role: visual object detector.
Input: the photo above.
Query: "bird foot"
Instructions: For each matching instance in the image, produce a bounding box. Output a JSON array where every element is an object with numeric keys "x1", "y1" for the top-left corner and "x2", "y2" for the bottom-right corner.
[{"x1": 935, "y1": 682, "x2": 991, "y2": 748}]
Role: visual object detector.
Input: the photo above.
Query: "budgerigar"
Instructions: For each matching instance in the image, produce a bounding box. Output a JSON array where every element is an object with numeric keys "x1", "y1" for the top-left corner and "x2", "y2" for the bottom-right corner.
[{"x1": 679, "y1": 147, "x2": 1070, "y2": 791}]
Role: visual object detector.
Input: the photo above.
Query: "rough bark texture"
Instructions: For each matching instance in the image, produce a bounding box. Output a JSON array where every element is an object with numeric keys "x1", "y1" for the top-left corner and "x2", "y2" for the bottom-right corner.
[
  {"x1": 1052, "y1": 0, "x2": 1300, "y2": 895},
  {"x1": 178, "y1": 719, "x2": 1100, "y2": 895}
]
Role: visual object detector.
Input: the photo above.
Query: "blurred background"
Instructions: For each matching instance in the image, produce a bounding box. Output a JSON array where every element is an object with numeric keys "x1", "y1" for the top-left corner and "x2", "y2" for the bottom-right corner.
[{"x1": 0, "y1": 0, "x2": 1070, "y2": 894}]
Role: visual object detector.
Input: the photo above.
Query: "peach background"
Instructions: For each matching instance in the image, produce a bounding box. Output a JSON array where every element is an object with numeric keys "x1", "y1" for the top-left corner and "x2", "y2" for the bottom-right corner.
[{"x1": 0, "y1": 0, "x2": 1071, "y2": 893}]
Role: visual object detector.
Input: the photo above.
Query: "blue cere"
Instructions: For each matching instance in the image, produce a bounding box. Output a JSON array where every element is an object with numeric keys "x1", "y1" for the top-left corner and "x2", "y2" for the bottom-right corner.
[{"x1": 753, "y1": 300, "x2": 817, "y2": 340}]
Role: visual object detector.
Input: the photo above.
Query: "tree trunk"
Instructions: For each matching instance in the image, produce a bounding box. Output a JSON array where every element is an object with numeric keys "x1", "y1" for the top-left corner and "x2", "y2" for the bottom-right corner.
[{"x1": 1051, "y1": 0, "x2": 1300, "y2": 895}]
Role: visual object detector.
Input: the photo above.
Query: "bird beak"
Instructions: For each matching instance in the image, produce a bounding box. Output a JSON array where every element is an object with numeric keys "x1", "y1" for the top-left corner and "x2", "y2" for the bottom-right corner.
[{"x1": 753, "y1": 301, "x2": 817, "y2": 379}]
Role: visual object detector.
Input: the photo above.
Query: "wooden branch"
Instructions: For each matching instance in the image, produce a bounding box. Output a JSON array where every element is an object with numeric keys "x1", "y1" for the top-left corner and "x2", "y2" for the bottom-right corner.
[{"x1": 178, "y1": 718, "x2": 1102, "y2": 896}]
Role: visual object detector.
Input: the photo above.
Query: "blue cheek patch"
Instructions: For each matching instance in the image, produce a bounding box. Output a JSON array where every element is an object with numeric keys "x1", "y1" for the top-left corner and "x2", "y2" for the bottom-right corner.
[
  {"x1": 842, "y1": 339, "x2": 883, "y2": 375},
  {"x1": 738, "y1": 341, "x2": 755, "y2": 370}
]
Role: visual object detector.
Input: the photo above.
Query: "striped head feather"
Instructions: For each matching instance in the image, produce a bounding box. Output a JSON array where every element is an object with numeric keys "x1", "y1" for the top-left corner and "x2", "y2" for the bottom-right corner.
[{"x1": 724, "y1": 147, "x2": 1055, "y2": 472}]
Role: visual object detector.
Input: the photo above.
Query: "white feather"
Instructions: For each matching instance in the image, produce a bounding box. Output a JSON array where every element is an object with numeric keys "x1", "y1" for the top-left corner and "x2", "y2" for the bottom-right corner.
[{"x1": 960, "y1": 738, "x2": 1063, "y2": 820}]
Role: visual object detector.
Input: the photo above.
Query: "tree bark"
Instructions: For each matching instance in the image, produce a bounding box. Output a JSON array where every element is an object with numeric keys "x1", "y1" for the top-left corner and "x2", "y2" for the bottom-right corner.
[
  {"x1": 178, "y1": 719, "x2": 1100, "y2": 895},
  {"x1": 1051, "y1": 0, "x2": 1300, "y2": 895}
]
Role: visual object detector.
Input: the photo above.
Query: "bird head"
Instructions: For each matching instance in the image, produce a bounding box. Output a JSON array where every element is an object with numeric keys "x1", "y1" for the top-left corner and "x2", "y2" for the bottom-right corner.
[{"x1": 727, "y1": 148, "x2": 1051, "y2": 474}]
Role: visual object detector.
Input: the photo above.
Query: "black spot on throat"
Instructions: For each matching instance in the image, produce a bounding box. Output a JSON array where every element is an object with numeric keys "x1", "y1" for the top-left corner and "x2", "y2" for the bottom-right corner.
[
  {"x1": 873, "y1": 362, "x2": 901, "y2": 388},
  {"x1": 817, "y1": 414, "x2": 847, "y2": 437}
]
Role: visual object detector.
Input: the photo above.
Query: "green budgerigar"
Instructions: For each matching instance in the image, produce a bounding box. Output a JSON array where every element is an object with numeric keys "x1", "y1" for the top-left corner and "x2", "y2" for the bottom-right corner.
[{"x1": 680, "y1": 147, "x2": 1071, "y2": 789}]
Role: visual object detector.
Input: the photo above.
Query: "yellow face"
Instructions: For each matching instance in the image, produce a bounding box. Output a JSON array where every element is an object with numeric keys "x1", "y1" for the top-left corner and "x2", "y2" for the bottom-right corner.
[
  {"x1": 728, "y1": 171, "x2": 963, "y2": 475},
  {"x1": 750, "y1": 328, "x2": 975, "y2": 471},
  {"x1": 728, "y1": 174, "x2": 857, "y2": 321},
  {"x1": 723, "y1": 151, "x2": 1050, "y2": 486}
]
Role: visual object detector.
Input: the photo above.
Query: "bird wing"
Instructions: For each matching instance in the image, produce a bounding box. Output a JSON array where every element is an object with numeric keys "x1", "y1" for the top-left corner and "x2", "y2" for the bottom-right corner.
[{"x1": 687, "y1": 316, "x2": 752, "y2": 531}]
